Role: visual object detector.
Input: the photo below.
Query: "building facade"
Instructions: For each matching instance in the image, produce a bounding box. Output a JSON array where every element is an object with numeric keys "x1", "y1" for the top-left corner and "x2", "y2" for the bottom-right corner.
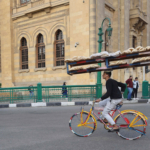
[{"x1": 0, "y1": 0, "x2": 150, "y2": 92}]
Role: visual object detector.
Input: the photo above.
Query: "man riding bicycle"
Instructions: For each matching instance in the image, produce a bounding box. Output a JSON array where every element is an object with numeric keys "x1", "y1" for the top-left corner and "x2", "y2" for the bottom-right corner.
[{"x1": 95, "y1": 71, "x2": 126, "y2": 132}]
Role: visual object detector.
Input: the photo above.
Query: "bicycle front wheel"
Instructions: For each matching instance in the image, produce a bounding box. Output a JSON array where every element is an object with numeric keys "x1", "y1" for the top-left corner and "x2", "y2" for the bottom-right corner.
[
  {"x1": 69, "y1": 112, "x2": 97, "y2": 137},
  {"x1": 115, "y1": 112, "x2": 146, "y2": 140}
]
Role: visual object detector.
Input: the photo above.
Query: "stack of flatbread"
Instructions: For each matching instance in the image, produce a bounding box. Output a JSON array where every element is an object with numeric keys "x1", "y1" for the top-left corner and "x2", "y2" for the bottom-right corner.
[
  {"x1": 122, "y1": 46, "x2": 148, "y2": 55},
  {"x1": 109, "y1": 61, "x2": 127, "y2": 66},
  {"x1": 66, "y1": 46, "x2": 150, "y2": 63},
  {"x1": 90, "y1": 51, "x2": 122, "y2": 59},
  {"x1": 65, "y1": 56, "x2": 90, "y2": 62},
  {"x1": 90, "y1": 51, "x2": 109, "y2": 59},
  {"x1": 69, "y1": 64, "x2": 100, "y2": 71},
  {"x1": 69, "y1": 66, "x2": 84, "y2": 71},
  {"x1": 146, "y1": 46, "x2": 150, "y2": 51},
  {"x1": 85, "y1": 64, "x2": 100, "y2": 69},
  {"x1": 109, "y1": 51, "x2": 122, "y2": 57},
  {"x1": 122, "y1": 48, "x2": 135, "y2": 54},
  {"x1": 132, "y1": 57, "x2": 150, "y2": 64}
]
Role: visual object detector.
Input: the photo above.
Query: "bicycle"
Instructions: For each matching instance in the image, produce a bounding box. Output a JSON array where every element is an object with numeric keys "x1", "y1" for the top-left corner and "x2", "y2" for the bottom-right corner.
[{"x1": 69, "y1": 101, "x2": 148, "y2": 140}]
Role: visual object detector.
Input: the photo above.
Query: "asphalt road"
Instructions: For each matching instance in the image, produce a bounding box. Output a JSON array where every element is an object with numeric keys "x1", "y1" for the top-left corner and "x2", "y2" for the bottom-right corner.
[{"x1": 0, "y1": 104, "x2": 149, "y2": 150}]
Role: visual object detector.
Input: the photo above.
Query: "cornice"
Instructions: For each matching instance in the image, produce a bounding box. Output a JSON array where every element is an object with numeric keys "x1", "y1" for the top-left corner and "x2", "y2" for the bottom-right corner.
[{"x1": 12, "y1": 0, "x2": 69, "y2": 19}]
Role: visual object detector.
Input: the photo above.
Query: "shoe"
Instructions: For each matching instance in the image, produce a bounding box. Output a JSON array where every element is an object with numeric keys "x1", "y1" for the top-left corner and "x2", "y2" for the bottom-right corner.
[{"x1": 108, "y1": 128, "x2": 120, "y2": 132}]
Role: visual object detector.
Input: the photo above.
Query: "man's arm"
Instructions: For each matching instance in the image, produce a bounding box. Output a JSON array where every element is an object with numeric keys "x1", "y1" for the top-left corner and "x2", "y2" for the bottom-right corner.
[
  {"x1": 126, "y1": 79, "x2": 129, "y2": 87},
  {"x1": 117, "y1": 82, "x2": 126, "y2": 93}
]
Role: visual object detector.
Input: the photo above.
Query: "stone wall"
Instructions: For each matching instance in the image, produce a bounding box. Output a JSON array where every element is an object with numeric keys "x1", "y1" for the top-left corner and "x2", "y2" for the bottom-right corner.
[{"x1": 0, "y1": 0, "x2": 150, "y2": 90}]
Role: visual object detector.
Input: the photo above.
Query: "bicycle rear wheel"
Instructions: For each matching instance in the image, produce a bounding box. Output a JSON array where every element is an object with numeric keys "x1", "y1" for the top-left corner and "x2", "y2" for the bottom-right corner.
[
  {"x1": 69, "y1": 112, "x2": 97, "y2": 137},
  {"x1": 115, "y1": 112, "x2": 146, "y2": 140}
]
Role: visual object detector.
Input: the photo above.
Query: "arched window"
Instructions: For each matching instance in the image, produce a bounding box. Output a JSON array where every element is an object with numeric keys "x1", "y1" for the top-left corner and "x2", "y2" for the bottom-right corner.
[
  {"x1": 36, "y1": 34, "x2": 45, "y2": 68},
  {"x1": 20, "y1": 0, "x2": 30, "y2": 5},
  {"x1": 54, "y1": 30, "x2": 65, "y2": 66},
  {"x1": 20, "y1": 37, "x2": 28, "y2": 69}
]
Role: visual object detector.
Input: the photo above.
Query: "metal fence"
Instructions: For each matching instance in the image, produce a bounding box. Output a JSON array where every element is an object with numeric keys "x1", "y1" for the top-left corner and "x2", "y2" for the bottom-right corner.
[
  {"x1": 0, "y1": 87, "x2": 37, "y2": 104},
  {"x1": 0, "y1": 84, "x2": 100, "y2": 104},
  {"x1": 42, "y1": 85, "x2": 97, "y2": 102}
]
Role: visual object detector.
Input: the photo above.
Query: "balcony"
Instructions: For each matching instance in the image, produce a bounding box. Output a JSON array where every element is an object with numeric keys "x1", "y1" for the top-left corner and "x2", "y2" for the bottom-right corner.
[
  {"x1": 130, "y1": 7, "x2": 147, "y2": 32},
  {"x1": 12, "y1": 0, "x2": 69, "y2": 19}
]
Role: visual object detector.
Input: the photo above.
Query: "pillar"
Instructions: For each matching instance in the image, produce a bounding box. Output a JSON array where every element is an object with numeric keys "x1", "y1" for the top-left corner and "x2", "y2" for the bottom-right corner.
[{"x1": 0, "y1": 0, "x2": 14, "y2": 87}]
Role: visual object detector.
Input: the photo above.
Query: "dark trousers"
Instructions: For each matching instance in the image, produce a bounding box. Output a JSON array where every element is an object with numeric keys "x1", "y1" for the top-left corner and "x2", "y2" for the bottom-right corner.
[{"x1": 133, "y1": 88, "x2": 138, "y2": 98}]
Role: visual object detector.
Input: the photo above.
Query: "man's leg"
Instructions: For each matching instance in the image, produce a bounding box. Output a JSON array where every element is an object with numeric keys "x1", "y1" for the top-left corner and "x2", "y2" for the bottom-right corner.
[
  {"x1": 32, "y1": 92, "x2": 34, "y2": 98},
  {"x1": 130, "y1": 88, "x2": 133, "y2": 99},
  {"x1": 135, "y1": 88, "x2": 138, "y2": 98},
  {"x1": 99, "y1": 98, "x2": 110, "y2": 108},
  {"x1": 127, "y1": 88, "x2": 132, "y2": 99},
  {"x1": 97, "y1": 98, "x2": 110, "y2": 122},
  {"x1": 127, "y1": 88, "x2": 130, "y2": 99},
  {"x1": 102, "y1": 99, "x2": 122, "y2": 129},
  {"x1": 133, "y1": 88, "x2": 135, "y2": 98}
]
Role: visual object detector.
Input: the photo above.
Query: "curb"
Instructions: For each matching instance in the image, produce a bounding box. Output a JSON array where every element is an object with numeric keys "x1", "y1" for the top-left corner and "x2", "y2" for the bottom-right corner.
[{"x1": 0, "y1": 100, "x2": 148, "y2": 109}]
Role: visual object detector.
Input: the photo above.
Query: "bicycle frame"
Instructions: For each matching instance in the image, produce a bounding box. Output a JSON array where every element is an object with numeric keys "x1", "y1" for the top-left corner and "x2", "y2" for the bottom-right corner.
[
  {"x1": 79, "y1": 102, "x2": 129, "y2": 129},
  {"x1": 79, "y1": 102, "x2": 147, "y2": 134}
]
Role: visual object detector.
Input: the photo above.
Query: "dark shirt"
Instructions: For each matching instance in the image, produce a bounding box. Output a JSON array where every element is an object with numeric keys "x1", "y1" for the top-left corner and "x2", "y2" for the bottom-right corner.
[
  {"x1": 126, "y1": 79, "x2": 133, "y2": 88},
  {"x1": 101, "y1": 78, "x2": 126, "y2": 100}
]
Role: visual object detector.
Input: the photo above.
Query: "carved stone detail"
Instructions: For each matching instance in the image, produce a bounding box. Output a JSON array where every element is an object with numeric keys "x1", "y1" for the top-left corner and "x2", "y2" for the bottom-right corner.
[
  {"x1": 18, "y1": 69, "x2": 30, "y2": 73},
  {"x1": 130, "y1": 7, "x2": 147, "y2": 33},
  {"x1": 52, "y1": 66, "x2": 66, "y2": 71},
  {"x1": 27, "y1": 13, "x2": 33, "y2": 18},
  {"x1": 34, "y1": 67, "x2": 47, "y2": 72},
  {"x1": 45, "y1": 7, "x2": 51, "y2": 13}
]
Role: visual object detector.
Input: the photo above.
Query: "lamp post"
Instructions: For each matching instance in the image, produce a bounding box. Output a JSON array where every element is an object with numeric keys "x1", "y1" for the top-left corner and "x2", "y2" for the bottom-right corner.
[{"x1": 96, "y1": 18, "x2": 113, "y2": 98}]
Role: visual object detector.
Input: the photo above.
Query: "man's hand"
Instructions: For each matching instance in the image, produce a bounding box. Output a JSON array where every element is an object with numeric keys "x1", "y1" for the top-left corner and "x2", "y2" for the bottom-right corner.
[{"x1": 95, "y1": 99, "x2": 101, "y2": 103}]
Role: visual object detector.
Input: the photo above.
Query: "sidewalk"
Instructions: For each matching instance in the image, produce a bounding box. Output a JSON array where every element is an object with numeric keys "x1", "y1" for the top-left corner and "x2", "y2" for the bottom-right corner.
[
  {"x1": 0, "y1": 92, "x2": 149, "y2": 109},
  {"x1": 0, "y1": 97, "x2": 149, "y2": 109},
  {"x1": 123, "y1": 91, "x2": 147, "y2": 104}
]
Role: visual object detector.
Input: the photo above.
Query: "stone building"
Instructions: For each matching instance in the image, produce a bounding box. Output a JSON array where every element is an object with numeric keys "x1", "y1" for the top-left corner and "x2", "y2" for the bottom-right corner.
[{"x1": 0, "y1": 0, "x2": 150, "y2": 91}]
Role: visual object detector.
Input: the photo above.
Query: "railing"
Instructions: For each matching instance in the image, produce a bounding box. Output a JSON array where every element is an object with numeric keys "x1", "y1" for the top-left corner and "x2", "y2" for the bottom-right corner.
[
  {"x1": 0, "y1": 87, "x2": 37, "y2": 104},
  {"x1": 0, "y1": 83, "x2": 101, "y2": 104},
  {"x1": 42, "y1": 85, "x2": 97, "y2": 102}
]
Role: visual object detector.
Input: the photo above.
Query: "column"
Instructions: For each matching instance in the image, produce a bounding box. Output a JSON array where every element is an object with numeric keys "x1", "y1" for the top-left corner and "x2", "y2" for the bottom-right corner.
[
  {"x1": 0, "y1": 0, "x2": 14, "y2": 87},
  {"x1": 124, "y1": 0, "x2": 131, "y2": 82}
]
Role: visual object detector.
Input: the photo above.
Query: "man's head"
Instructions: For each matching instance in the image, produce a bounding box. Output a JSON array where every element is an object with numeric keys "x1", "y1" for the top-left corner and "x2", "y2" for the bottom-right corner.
[
  {"x1": 103, "y1": 71, "x2": 112, "y2": 80},
  {"x1": 129, "y1": 75, "x2": 133, "y2": 80},
  {"x1": 135, "y1": 77, "x2": 138, "y2": 81}
]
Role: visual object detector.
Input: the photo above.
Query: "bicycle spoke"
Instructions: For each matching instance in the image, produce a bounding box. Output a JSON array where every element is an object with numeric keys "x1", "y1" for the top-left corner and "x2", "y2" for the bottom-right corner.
[
  {"x1": 129, "y1": 115, "x2": 138, "y2": 127},
  {"x1": 76, "y1": 114, "x2": 81, "y2": 122},
  {"x1": 131, "y1": 117, "x2": 141, "y2": 125}
]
